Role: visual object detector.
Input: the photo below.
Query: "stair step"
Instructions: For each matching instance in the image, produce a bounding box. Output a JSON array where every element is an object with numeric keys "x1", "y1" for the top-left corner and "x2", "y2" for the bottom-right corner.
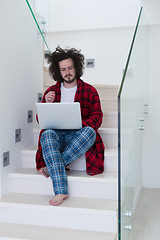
[
  {"x1": 101, "y1": 97, "x2": 118, "y2": 112},
  {"x1": 93, "y1": 85, "x2": 119, "y2": 98},
  {"x1": 22, "y1": 148, "x2": 118, "y2": 172},
  {"x1": 102, "y1": 111, "x2": 118, "y2": 128},
  {"x1": 0, "y1": 83, "x2": 119, "y2": 238},
  {"x1": 33, "y1": 127, "x2": 118, "y2": 149},
  {"x1": 0, "y1": 193, "x2": 118, "y2": 233},
  {"x1": 9, "y1": 169, "x2": 118, "y2": 200},
  {"x1": 0, "y1": 222, "x2": 117, "y2": 240},
  {"x1": 99, "y1": 128, "x2": 118, "y2": 149}
]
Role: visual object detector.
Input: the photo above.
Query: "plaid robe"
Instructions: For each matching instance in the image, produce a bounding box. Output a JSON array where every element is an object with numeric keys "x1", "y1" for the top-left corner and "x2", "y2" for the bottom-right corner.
[{"x1": 35, "y1": 78, "x2": 105, "y2": 176}]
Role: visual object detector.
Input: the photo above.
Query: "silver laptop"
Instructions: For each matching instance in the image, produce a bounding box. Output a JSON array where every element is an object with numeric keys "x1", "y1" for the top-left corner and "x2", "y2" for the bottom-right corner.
[{"x1": 36, "y1": 102, "x2": 82, "y2": 130}]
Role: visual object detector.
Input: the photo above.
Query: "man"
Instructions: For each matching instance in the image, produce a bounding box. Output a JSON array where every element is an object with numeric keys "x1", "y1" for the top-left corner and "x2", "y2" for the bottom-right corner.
[{"x1": 36, "y1": 46, "x2": 105, "y2": 206}]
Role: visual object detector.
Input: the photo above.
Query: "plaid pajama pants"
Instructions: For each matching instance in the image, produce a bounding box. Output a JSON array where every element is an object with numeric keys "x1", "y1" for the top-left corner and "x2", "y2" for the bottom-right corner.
[{"x1": 40, "y1": 126, "x2": 96, "y2": 195}]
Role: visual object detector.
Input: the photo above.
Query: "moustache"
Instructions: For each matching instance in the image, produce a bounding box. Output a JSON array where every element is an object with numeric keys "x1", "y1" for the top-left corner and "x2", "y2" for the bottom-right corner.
[{"x1": 65, "y1": 74, "x2": 72, "y2": 78}]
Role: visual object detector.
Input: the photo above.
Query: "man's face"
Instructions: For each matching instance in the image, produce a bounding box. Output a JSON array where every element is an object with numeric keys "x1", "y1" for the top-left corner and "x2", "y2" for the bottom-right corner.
[{"x1": 59, "y1": 58, "x2": 76, "y2": 84}]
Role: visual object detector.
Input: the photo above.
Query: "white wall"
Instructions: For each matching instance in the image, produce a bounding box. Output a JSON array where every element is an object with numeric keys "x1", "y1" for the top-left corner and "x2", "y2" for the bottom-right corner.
[
  {"x1": 51, "y1": 0, "x2": 141, "y2": 32},
  {"x1": 35, "y1": 0, "x2": 142, "y2": 86},
  {"x1": 0, "y1": 0, "x2": 43, "y2": 197},
  {"x1": 35, "y1": 0, "x2": 141, "y2": 32},
  {"x1": 142, "y1": 25, "x2": 160, "y2": 188},
  {"x1": 48, "y1": 27, "x2": 134, "y2": 85},
  {"x1": 140, "y1": 0, "x2": 160, "y2": 188},
  {"x1": 141, "y1": 0, "x2": 160, "y2": 25}
]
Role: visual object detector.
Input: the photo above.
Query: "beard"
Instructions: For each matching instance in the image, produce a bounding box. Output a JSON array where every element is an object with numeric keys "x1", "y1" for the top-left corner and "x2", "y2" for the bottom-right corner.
[{"x1": 63, "y1": 75, "x2": 77, "y2": 84}]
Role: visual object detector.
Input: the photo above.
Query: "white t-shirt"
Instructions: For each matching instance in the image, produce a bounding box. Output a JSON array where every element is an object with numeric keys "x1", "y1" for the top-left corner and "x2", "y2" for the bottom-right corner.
[{"x1": 60, "y1": 82, "x2": 77, "y2": 102}]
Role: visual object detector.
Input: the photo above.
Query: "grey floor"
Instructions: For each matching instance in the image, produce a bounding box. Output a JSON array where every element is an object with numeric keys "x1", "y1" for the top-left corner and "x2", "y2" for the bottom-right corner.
[{"x1": 129, "y1": 188, "x2": 160, "y2": 240}]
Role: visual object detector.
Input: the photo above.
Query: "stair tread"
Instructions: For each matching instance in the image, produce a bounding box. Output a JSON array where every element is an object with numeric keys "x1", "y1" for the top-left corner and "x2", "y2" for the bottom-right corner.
[
  {"x1": 93, "y1": 84, "x2": 119, "y2": 89},
  {"x1": 33, "y1": 126, "x2": 118, "y2": 131},
  {"x1": 0, "y1": 193, "x2": 118, "y2": 213},
  {"x1": 33, "y1": 127, "x2": 118, "y2": 135},
  {"x1": 100, "y1": 96, "x2": 117, "y2": 100},
  {"x1": 0, "y1": 222, "x2": 117, "y2": 240},
  {"x1": 22, "y1": 147, "x2": 118, "y2": 157},
  {"x1": 9, "y1": 168, "x2": 118, "y2": 183},
  {"x1": 103, "y1": 111, "x2": 118, "y2": 115},
  {"x1": 99, "y1": 128, "x2": 118, "y2": 133}
]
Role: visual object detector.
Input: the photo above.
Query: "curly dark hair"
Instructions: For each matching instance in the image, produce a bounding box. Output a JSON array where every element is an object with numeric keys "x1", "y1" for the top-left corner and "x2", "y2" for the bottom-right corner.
[{"x1": 45, "y1": 46, "x2": 85, "y2": 82}]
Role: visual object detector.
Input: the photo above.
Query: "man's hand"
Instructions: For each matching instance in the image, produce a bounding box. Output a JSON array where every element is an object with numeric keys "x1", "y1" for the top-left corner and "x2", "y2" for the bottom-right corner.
[{"x1": 45, "y1": 91, "x2": 55, "y2": 103}]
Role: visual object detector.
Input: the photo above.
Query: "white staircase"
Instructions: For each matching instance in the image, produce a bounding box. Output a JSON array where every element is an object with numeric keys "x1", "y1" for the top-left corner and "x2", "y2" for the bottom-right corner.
[{"x1": 0, "y1": 85, "x2": 119, "y2": 240}]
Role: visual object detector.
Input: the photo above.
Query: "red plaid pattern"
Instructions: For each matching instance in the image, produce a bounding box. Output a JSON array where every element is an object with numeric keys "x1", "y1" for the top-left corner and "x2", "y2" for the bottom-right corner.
[{"x1": 35, "y1": 79, "x2": 105, "y2": 176}]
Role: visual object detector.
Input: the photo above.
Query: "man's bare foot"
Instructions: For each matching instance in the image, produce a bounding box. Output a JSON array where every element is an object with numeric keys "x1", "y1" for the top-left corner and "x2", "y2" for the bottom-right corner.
[
  {"x1": 39, "y1": 167, "x2": 50, "y2": 178},
  {"x1": 49, "y1": 194, "x2": 68, "y2": 206}
]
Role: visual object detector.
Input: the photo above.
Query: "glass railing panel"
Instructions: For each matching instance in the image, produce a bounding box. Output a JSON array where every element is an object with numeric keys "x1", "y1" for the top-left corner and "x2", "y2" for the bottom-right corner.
[
  {"x1": 25, "y1": 0, "x2": 50, "y2": 52},
  {"x1": 118, "y1": 7, "x2": 148, "y2": 240}
]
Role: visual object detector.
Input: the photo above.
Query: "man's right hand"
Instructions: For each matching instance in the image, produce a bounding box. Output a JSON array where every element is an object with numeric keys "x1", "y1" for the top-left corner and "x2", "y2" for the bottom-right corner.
[{"x1": 45, "y1": 91, "x2": 55, "y2": 103}]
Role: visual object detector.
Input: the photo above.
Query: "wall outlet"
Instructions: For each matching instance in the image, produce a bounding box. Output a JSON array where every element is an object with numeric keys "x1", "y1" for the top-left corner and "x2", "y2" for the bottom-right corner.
[
  {"x1": 28, "y1": 110, "x2": 33, "y2": 123},
  {"x1": 86, "y1": 59, "x2": 95, "y2": 68},
  {"x1": 15, "y1": 129, "x2": 21, "y2": 142},
  {"x1": 3, "y1": 151, "x2": 9, "y2": 167},
  {"x1": 38, "y1": 93, "x2": 43, "y2": 103}
]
